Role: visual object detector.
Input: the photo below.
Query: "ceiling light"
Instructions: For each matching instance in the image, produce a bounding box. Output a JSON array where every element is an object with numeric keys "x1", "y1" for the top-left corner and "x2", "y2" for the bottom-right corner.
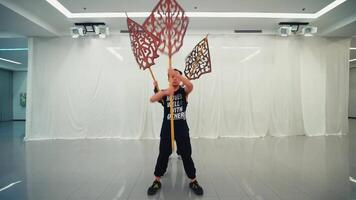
[
  {"x1": 0, "y1": 57, "x2": 22, "y2": 65},
  {"x1": 70, "y1": 27, "x2": 84, "y2": 38},
  {"x1": 0, "y1": 181, "x2": 22, "y2": 192},
  {"x1": 277, "y1": 22, "x2": 317, "y2": 37},
  {"x1": 350, "y1": 48, "x2": 356, "y2": 50},
  {"x1": 350, "y1": 59, "x2": 356, "y2": 63},
  {"x1": 46, "y1": 0, "x2": 346, "y2": 19},
  {"x1": 70, "y1": 23, "x2": 108, "y2": 38},
  {"x1": 278, "y1": 26, "x2": 292, "y2": 37},
  {"x1": 314, "y1": 0, "x2": 346, "y2": 18},
  {"x1": 302, "y1": 26, "x2": 318, "y2": 36},
  {"x1": 46, "y1": 0, "x2": 71, "y2": 16},
  {"x1": 186, "y1": 12, "x2": 315, "y2": 18},
  {"x1": 95, "y1": 26, "x2": 109, "y2": 39},
  {"x1": 350, "y1": 176, "x2": 356, "y2": 183},
  {"x1": 85, "y1": 25, "x2": 94, "y2": 32},
  {"x1": 0, "y1": 48, "x2": 28, "y2": 51},
  {"x1": 279, "y1": 22, "x2": 309, "y2": 33}
]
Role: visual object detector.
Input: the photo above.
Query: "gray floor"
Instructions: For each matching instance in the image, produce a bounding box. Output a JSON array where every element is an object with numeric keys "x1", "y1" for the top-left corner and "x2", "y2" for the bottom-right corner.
[{"x1": 0, "y1": 121, "x2": 355, "y2": 200}]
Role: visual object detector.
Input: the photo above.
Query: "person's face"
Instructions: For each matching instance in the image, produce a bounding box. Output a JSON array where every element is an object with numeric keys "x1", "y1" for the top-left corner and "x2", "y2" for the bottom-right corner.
[{"x1": 168, "y1": 74, "x2": 180, "y2": 87}]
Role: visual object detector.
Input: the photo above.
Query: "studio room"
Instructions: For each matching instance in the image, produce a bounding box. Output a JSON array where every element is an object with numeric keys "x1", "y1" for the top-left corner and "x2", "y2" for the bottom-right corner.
[{"x1": 0, "y1": 0, "x2": 355, "y2": 199}]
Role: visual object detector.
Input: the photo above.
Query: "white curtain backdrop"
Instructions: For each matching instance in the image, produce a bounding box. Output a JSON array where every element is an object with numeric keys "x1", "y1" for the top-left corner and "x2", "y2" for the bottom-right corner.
[{"x1": 26, "y1": 35, "x2": 350, "y2": 140}]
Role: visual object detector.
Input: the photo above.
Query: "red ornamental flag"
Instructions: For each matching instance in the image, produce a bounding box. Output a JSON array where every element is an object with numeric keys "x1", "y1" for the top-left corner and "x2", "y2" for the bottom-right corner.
[
  {"x1": 143, "y1": 0, "x2": 189, "y2": 56},
  {"x1": 127, "y1": 17, "x2": 161, "y2": 70},
  {"x1": 184, "y1": 37, "x2": 212, "y2": 80}
]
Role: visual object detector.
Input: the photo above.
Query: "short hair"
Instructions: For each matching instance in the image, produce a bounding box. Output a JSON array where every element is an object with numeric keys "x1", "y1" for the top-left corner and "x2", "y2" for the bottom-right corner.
[
  {"x1": 173, "y1": 68, "x2": 182, "y2": 75},
  {"x1": 168, "y1": 68, "x2": 183, "y2": 77}
]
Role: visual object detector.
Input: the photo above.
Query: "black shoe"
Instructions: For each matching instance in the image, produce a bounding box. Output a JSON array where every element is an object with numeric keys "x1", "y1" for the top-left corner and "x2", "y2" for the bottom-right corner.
[
  {"x1": 147, "y1": 180, "x2": 161, "y2": 195},
  {"x1": 189, "y1": 180, "x2": 204, "y2": 195}
]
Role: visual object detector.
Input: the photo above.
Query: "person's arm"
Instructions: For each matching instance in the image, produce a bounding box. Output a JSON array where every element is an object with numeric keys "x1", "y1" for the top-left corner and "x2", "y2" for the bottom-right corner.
[
  {"x1": 153, "y1": 81, "x2": 164, "y2": 105},
  {"x1": 168, "y1": 68, "x2": 193, "y2": 94},
  {"x1": 150, "y1": 87, "x2": 173, "y2": 103}
]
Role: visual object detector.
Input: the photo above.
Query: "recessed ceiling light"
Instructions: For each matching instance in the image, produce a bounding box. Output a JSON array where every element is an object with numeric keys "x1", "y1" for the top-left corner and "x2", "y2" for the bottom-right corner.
[
  {"x1": 0, "y1": 181, "x2": 22, "y2": 192},
  {"x1": 46, "y1": 0, "x2": 346, "y2": 19},
  {"x1": 0, "y1": 48, "x2": 28, "y2": 51},
  {"x1": 0, "y1": 57, "x2": 22, "y2": 65},
  {"x1": 313, "y1": 0, "x2": 346, "y2": 18},
  {"x1": 350, "y1": 176, "x2": 356, "y2": 183}
]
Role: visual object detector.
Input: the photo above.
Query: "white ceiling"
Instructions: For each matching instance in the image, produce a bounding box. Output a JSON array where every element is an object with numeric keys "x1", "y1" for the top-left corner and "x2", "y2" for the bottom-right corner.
[
  {"x1": 60, "y1": 0, "x2": 334, "y2": 13},
  {"x1": 0, "y1": 4, "x2": 54, "y2": 37},
  {"x1": 0, "y1": 0, "x2": 355, "y2": 70},
  {"x1": 0, "y1": 0, "x2": 355, "y2": 37}
]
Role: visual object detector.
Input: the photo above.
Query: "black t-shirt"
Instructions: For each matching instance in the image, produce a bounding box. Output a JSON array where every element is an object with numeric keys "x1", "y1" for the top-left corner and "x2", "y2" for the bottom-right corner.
[
  {"x1": 155, "y1": 86, "x2": 190, "y2": 135},
  {"x1": 162, "y1": 86, "x2": 188, "y2": 122}
]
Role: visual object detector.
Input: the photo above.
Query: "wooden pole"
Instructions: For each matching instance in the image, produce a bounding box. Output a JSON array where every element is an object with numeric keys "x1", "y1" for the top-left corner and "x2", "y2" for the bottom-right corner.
[
  {"x1": 168, "y1": 55, "x2": 174, "y2": 150},
  {"x1": 167, "y1": 2, "x2": 175, "y2": 150},
  {"x1": 148, "y1": 67, "x2": 160, "y2": 90}
]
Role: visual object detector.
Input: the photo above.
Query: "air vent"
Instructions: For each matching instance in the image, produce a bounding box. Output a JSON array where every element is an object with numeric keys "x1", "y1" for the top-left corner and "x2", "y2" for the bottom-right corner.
[
  {"x1": 120, "y1": 30, "x2": 145, "y2": 33},
  {"x1": 234, "y1": 30, "x2": 262, "y2": 33},
  {"x1": 278, "y1": 22, "x2": 309, "y2": 26}
]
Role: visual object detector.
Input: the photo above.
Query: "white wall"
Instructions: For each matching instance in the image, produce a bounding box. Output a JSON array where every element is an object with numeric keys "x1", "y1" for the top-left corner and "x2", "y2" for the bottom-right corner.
[
  {"x1": 13, "y1": 71, "x2": 27, "y2": 120},
  {"x1": 350, "y1": 66, "x2": 356, "y2": 117},
  {"x1": 0, "y1": 69, "x2": 13, "y2": 121},
  {"x1": 26, "y1": 35, "x2": 350, "y2": 140}
]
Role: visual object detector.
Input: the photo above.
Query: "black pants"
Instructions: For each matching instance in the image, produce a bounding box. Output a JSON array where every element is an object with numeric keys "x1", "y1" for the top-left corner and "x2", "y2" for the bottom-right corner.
[{"x1": 154, "y1": 122, "x2": 196, "y2": 179}]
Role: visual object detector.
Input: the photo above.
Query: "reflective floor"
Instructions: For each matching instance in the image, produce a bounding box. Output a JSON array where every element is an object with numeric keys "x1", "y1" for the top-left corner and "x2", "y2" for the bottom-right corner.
[{"x1": 0, "y1": 120, "x2": 355, "y2": 200}]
